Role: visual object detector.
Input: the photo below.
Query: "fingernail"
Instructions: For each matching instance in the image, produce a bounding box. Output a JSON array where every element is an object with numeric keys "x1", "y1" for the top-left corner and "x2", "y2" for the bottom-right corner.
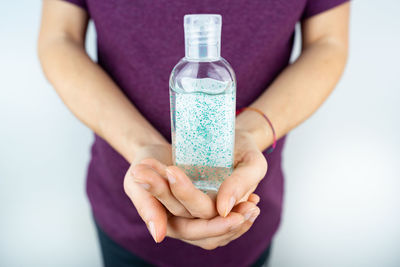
[
  {"x1": 244, "y1": 208, "x2": 258, "y2": 221},
  {"x1": 166, "y1": 169, "x2": 176, "y2": 184},
  {"x1": 148, "y1": 221, "x2": 158, "y2": 243},
  {"x1": 249, "y1": 212, "x2": 260, "y2": 223},
  {"x1": 224, "y1": 196, "x2": 236, "y2": 217}
]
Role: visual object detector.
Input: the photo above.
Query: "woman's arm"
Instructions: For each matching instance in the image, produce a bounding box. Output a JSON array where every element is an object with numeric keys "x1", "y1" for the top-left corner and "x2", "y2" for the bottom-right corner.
[
  {"x1": 217, "y1": 3, "x2": 350, "y2": 215},
  {"x1": 236, "y1": 3, "x2": 350, "y2": 150},
  {"x1": 38, "y1": 0, "x2": 168, "y2": 163}
]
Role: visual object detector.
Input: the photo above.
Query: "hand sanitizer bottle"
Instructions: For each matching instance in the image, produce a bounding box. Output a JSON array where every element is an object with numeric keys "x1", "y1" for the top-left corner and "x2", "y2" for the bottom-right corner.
[{"x1": 169, "y1": 14, "x2": 236, "y2": 192}]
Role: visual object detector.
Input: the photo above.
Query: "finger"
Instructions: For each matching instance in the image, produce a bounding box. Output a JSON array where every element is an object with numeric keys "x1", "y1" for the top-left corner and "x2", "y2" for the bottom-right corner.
[
  {"x1": 231, "y1": 201, "x2": 260, "y2": 221},
  {"x1": 165, "y1": 166, "x2": 218, "y2": 219},
  {"x1": 228, "y1": 204, "x2": 260, "y2": 242},
  {"x1": 220, "y1": 201, "x2": 260, "y2": 239},
  {"x1": 181, "y1": 201, "x2": 259, "y2": 250},
  {"x1": 167, "y1": 212, "x2": 244, "y2": 241},
  {"x1": 217, "y1": 150, "x2": 267, "y2": 217},
  {"x1": 124, "y1": 166, "x2": 168, "y2": 243},
  {"x1": 132, "y1": 163, "x2": 192, "y2": 218},
  {"x1": 248, "y1": 193, "x2": 260, "y2": 204},
  {"x1": 140, "y1": 158, "x2": 169, "y2": 177},
  {"x1": 215, "y1": 202, "x2": 260, "y2": 248}
]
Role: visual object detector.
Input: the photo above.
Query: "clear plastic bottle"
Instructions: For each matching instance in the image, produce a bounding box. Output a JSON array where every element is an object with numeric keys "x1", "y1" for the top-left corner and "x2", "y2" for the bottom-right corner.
[{"x1": 169, "y1": 14, "x2": 236, "y2": 192}]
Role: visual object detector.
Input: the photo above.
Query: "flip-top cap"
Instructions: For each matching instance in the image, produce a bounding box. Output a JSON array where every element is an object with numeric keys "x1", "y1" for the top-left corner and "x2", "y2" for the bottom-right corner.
[{"x1": 184, "y1": 14, "x2": 222, "y2": 60}]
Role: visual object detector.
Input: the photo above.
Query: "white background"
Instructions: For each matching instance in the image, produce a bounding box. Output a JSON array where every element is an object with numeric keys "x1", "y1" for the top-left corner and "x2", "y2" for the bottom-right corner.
[{"x1": 1, "y1": 1, "x2": 399, "y2": 266}]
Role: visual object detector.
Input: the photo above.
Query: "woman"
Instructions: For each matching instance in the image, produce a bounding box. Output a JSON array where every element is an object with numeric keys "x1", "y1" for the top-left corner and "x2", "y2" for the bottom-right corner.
[{"x1": 38, "y1": 0, "x2": 350, "y2": 266}]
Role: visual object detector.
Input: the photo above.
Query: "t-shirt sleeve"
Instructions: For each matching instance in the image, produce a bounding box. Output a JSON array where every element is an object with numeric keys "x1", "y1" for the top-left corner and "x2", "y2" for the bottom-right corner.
[
  {"x1": 61, "y1": 0, "x2": 87, "y2": 11},
  {"x1": 302, "y1": 0, "x2": 349, "y2": 20}
]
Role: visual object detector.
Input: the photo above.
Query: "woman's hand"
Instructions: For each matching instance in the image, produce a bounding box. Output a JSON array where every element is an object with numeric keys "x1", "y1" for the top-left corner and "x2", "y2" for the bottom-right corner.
[
  {"x1": 123, "y1": 143, "x2": 261, "y2": 249},
  {"x1": 125, "y1": 144, "x2": 218, "y2": 220},
  {"x1": 216, "y1": 130, "x2": 268, "y2": 217},
  {"x1": 166, "y1": 194, "x2": 260, "y2": 250}
]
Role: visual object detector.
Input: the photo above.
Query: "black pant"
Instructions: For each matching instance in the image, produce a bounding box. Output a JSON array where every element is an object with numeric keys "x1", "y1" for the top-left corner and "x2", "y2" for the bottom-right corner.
[{"x1": 95, "y1": 221, "x2": 271, "y2": 267}]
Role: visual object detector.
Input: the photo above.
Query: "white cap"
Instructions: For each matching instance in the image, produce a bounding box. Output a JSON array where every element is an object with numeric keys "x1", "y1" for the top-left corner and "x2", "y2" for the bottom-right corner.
[{"x1": 184, "y1": 14, "x2": 222, "y2": 60}]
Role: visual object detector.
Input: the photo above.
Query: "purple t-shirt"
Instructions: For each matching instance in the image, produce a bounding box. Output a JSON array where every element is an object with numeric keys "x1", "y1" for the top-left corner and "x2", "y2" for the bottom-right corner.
[{"x1": 62, "y1": 0, "x2": 348, "y2": 266}]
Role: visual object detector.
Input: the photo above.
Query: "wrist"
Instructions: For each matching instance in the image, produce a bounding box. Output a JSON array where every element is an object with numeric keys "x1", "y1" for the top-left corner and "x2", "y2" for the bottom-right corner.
[
  {"x1": 125, "y1": 131, "x2": 170, "y2": 163},
  {"x1": 133, "y1": 142, "x2": 172, "y2": 164},
  {"x1": 235, "y1": 109, "x2": 274, "y2": 151}
]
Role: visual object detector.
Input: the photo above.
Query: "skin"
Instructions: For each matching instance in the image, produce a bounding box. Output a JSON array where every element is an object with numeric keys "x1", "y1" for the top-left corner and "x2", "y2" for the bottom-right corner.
[{"x1": 38, "y1": 0, "x2": 349, "y2": 250}]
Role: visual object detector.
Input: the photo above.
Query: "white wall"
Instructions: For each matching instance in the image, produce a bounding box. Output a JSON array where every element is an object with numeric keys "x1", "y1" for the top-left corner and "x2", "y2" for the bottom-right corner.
[
  {"x1": 1, "y1": 1, "x2": 399, "y2": 266},
  {"x1": 270, "y1": 1, "x2": 400, "y2": 266}
]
